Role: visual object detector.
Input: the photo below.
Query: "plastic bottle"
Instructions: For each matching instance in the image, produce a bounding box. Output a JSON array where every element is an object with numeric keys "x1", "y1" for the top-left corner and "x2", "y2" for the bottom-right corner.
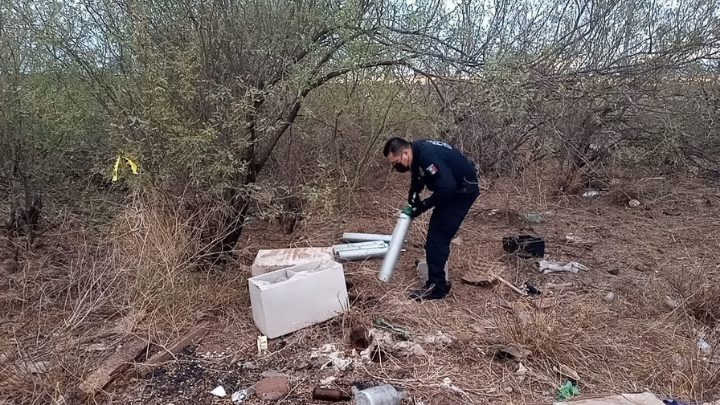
[
  {"x1": 377, "y1": 206, "x2": 413, "y2": 282},
  {"x1": 353, "y1": 384, "x2": 403, "y2": 405}
]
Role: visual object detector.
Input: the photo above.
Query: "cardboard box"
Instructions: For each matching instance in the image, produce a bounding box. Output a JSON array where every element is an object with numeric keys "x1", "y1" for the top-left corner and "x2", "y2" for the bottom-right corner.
[
  {"x1": 249, "y1": 261, "x2": 348, "y2": 339},
  {"x1": 251, "y1": 247, "x2": 335, "y2": 276}
]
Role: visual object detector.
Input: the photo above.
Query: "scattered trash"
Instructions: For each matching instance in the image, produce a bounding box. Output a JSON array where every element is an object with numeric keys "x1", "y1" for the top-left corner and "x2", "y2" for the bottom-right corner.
[
  {"x1": 242, "y1": 361, "x2": 258, "y2": 370},
  {"x1": 565, "y1": 234, "x2": 581, "y2": 242},
  {"x1": 86, "y1": 343, "x2": 108, "y2": 352},
  {"x1": 555, "y1": 392, "x2": 666, "y2": 405},
  {"x1": 489, "y1": 344, "x2": 531, "y2": 360},
  {"x1": 359, "y1": 329, "x2": 427, "y2": 362},
  {"x1": 538, "y1": 260, "x2": 587, "y2": 274},
  {"x1": 373, "y1": 317, "x2": 411, "y2": 340},
  {"x1": 231, "y1": 388, "x2": 254, "y2": 404},
  {"x1": 211, "y1": 386, "x2": 227, "y2": 397},
  {"x1": 255, "y1": 376, "x2": 290, "y2": 401},
  {"x1": 319, "y1": 376, "x2": 338, "y2": 386},
  {"x1": 554, "y1": 363, "x2": 580, "y2": 381},
  {"x1": 546, "y1": 282, "x2": 574, "y2": 289},
  {"x1": 665, "y1": 296, "x2": 680, "y2": 309},
  {"x1": 421, "y1": 331, "x2": 456, "y2": 345},
  {"x1": 353, "y1": 384, "x2": 404, "y2": 405},
  {"x1": 628, "y1": 199, "x2": 641, "y2": 208},
  {"x1": 461, "y1": 275, "x2": 497, "y2": 287},
  {"x1": 16, "y1": 360, "x2": 51, "y2": 374},
  {"x1": 350, "y1": 329, "x2": 370, "y2": 350},
  {"x1": 663, "y1": 399, "x2": 693, "y2": 405},
  {"x1": 521, "y1": 212, "x2": 545, "y2": 224},
  {"x1": 697, "y1": 337, "x2": 712, "y2": 354},
  {"x1": 312, "y1": 387, "x2": 351, "y2": 401},
  {"x1": 257, "y1": 336, "x2": 268, "y2": 355},
  {"x1": 582, "y1": 190, "x2": 599, "y2": 197},
  {"x1": 517, "y1": 363, "x2": 528, "y2": 374},
  {"x1": 557, "y1": 380, "x2": 580, "y2": 401},
  {"x1": 441, "y1": 377, "x2": 468, "y2": 396},
  {"x1": 503, "y1": 235, "x2": 545, "y2": 258},
  {"x1": 310, "y1": 344, "x2": 353, "y2": 371},
  {"x1": 522, "y1": 282, "x2": 541, "y2": 295},
  {"x1": 497, "y1": 276, "x2": 528, "y2": 296},
  {"x1": 604, "y1": 292, "x2": 615, "y2": 302},
  {"x1": 333, "y1": 241, "x2": 389, "y2": 261},
  {"x1": 607, "y1": 268, "x2": 620, "y2": 275}
]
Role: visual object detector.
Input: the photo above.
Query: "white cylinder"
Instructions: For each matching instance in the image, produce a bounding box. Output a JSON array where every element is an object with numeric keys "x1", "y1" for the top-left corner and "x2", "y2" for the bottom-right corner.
[
  {"x1": 342, "y1": 233, "x2": 393, "y2": 243},
  {"x1": 377, "y1": 210, "x2": 412, "y2": 282}
]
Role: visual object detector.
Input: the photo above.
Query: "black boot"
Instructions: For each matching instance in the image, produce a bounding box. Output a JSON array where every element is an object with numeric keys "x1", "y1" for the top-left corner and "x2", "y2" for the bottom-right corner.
[{"x1": 409, "y1": 282, "x2": 451, "y2": 301}]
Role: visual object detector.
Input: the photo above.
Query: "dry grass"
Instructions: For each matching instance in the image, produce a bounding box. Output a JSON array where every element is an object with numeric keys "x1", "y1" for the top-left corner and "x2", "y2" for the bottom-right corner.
[{"x1": 2, "y1": 171, "x2": 720, "y2": 404}]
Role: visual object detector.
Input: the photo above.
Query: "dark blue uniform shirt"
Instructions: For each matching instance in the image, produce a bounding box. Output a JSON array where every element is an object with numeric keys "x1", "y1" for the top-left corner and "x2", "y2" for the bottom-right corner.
[{"x1": 410, "y1": 139, "x2": 479, "y2": 208}]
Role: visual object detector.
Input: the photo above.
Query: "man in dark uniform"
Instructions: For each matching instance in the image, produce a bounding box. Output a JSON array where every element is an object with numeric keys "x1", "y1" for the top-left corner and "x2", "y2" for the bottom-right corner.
[{"x1": 383, "y1": 137, "x2": 480, "y2": 301}]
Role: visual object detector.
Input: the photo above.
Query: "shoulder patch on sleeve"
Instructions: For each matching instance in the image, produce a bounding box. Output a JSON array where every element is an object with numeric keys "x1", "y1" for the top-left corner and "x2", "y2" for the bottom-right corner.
[{"x1": 426, "y1": 164, "x2": 437, "y2": 175}]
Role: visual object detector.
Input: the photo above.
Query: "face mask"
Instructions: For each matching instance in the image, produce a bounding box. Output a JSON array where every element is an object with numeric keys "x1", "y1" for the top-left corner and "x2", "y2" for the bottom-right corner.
[
  {"x1": 393, "y1": 162, "x2": 410, "y2": 173},
  {"x1": 392, "y1": 152, "x2": 410, "y2": 172}
]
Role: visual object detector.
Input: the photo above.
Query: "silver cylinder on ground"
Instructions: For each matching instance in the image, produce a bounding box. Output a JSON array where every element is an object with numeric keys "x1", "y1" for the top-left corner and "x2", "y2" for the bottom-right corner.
[{"x1": 377, "y1": 206, "x2": 413, "y2": 282}]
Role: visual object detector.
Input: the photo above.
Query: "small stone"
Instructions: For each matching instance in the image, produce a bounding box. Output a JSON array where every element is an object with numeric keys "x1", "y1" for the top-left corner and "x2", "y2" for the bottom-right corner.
[
  {"x1": 254, "y1": 376, "x2": 290, "y2": 401},
  {"x1": 604, "y1": 292, "x2": 615, "y2": 302},
  {"x1": 504, "y1": 387, "x2": 513, "y2": 394},
  {"x1": 607, "y1": 268, "x2": 620, "y2": 275}
]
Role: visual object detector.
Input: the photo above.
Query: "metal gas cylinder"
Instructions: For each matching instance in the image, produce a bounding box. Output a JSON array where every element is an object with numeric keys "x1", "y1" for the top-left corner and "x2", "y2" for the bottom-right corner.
[{"x1": 377, "y1": 205, "x2": 413, "y2": 282}]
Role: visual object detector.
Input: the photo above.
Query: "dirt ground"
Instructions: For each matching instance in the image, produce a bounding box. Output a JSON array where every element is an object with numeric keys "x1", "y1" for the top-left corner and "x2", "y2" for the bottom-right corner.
[{"x1": 2, "y1": 172, "x2": 720, "y2": 405}]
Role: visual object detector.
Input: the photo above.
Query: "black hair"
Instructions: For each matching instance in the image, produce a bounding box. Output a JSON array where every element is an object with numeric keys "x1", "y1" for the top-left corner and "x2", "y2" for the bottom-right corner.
[{"x1": 383, "y1": 137, "x2": 411, "y2": 157}]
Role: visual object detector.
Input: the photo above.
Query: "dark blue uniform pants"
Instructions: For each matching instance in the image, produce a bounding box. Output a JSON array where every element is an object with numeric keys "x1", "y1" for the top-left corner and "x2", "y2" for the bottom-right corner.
[{"x1": 425, "y1": 189, "x2": 479, "y2": 288}]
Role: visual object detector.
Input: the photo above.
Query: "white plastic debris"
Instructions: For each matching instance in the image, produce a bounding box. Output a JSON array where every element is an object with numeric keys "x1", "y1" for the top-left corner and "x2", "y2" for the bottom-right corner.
[
  {"x1": 320, "y1": 376, "x2": 337, "y2": 386},
  {"x1": 604, "y1": 292, "x2": 615, "y2": 302},
  {"x1": 310, "y1": 344, "x2": 352, "y2": 371},
  {"x1": 697, "y1": 337, "x2": 712, "y2": 354},
  {"x1": 538, "y1": 260, "x2": 588, "y2": 274},
  {"x1": 517, "y1": 363, "x2": 528, "y2": 375},
  {"x1": 211, "y1": 386, "x2": 227, "y2": 397},
  {"x1": 582, "y1": 190, "x2": 599, "y2": 197},
  {"x1": 628, "y1": 199, "x2": 641, "y2": 207},
  {"x1": 232, "y1": 388, "x2": 254, "y2": 404},
  {"x1": 257, "y1": 335, "x2": 268, "y2": 355},
  {"x1": 441, "y1": 377, "x2": 468, "y2": 396}
]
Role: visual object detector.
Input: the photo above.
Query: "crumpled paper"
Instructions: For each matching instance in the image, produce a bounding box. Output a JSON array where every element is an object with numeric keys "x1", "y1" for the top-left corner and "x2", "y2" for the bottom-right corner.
[{"x1": 310, "y1": 344, "x2": 353, "y2": 371}]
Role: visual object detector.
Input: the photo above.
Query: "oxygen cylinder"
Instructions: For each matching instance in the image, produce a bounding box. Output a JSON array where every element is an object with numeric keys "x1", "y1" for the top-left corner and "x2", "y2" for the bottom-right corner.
[{"x1": 377, "y1": 205, "x2": 413, "y2": 282}]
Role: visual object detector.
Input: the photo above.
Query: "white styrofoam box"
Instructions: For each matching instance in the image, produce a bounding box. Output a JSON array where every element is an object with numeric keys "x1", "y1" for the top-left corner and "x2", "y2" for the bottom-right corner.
[
  {"x1": 416, "y1": 259, "x2": 449, "y2": 283},
  {"x1": 248, "y1": 261, "x2": 349, "y2": 339},
  {"x1": 250, "y1": 247, "x2": 335, "y2": 276}
]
